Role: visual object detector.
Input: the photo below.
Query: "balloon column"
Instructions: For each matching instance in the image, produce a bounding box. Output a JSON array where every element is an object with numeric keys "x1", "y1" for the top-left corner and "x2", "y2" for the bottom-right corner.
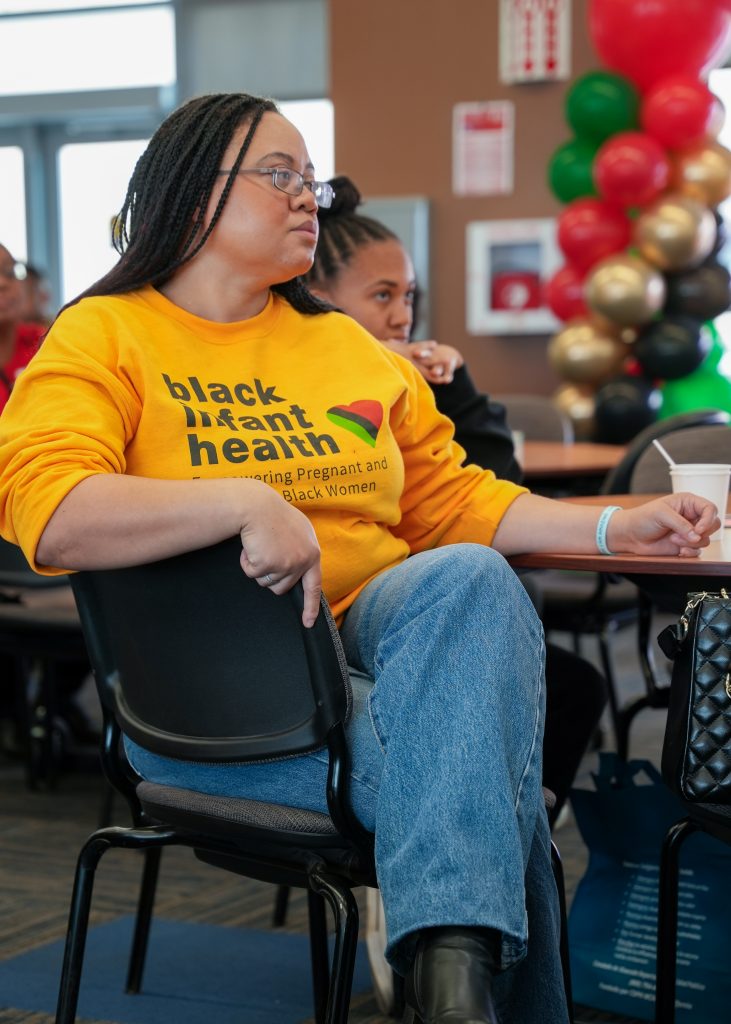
[{"x1": 546, "y1": 0, "x2": 731, "y2": 443}]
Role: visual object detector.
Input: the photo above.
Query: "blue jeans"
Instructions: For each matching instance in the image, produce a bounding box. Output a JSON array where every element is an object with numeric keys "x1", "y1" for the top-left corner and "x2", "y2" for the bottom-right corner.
[{"x1": 126, "y1": 544, "x2": 568, "y2": 1023}]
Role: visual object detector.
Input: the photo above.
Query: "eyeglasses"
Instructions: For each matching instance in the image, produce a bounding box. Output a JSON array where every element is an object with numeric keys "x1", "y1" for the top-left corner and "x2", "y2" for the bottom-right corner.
[
  {"x1": 218, "y1": 166, "x2": 335, "y2": 208},
  {"x1": 0, "y1": 262, "x2": 27, "y2": 283}
]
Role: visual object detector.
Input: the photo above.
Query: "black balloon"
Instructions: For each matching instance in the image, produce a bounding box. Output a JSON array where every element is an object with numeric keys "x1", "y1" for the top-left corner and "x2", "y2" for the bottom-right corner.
[
  {"x1": 633, "y1": 316, "x2": 710, "y2": 380},
  {"x1": 664, "y1": 260, "x2": 731, "y2": 321},
  {"x1": 594, "y1": 376, "x2": 661, "y2": 444}
]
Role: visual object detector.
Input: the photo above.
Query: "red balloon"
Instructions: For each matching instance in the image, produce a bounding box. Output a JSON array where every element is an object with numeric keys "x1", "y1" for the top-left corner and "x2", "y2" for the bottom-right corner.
[
  {"x1": 588, "y1": 0, "x2": 731, "y2": 93},
  {"x1": 593, "y1": 132, "x2": 671, "y2": 207},
  {"x1": 557, "y1": 198, "x2": 633, "y2": 272},
  {"x1": 641, "y1": 75, "x2": 725, "y2": 149},
  {"x1": 545, "y1": 264, "x2": 589, "y2": 322}
]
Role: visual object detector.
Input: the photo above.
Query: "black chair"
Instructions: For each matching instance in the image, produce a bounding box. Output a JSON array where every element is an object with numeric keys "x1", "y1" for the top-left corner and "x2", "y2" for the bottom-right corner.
[
  {"x1": 654, "y1": 805, "x2": 731, "y2": 1024},
  {"x1": 57, "y1": 536, "x2": 375, "y2": 1024},
  {"x1": 493, "y1": 394, "x2": 574, "y2": 444},
  {"x1": 541, "y1": 409, "x2": 730, "y2": 759},
  {"x1": 0, "y1": 538, "x2": 89, "y2": 787},
  {"x1": 56, "y1": 536, "x2": 574, "y2": 1024}
]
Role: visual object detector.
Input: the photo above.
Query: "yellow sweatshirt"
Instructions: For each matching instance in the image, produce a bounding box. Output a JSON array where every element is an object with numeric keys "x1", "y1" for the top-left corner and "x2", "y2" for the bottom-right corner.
[{"x1": 0, "y1": 287, "x2": 526, "y2": 621}]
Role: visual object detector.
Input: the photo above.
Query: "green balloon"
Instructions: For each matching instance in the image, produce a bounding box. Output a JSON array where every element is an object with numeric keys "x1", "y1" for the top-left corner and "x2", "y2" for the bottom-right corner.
[
  {"x1": 659, "y1": 361, "x2": 731, "y2": 419},
  {"x1": 565, "y1": 71, "x2": 640, "y2": 144},
  {"x1": 547, "y1": 138, "x2": 599, "y2": 204}
]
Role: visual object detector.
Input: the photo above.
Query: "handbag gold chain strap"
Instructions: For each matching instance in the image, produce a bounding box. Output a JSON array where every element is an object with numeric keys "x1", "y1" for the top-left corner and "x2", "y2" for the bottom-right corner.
[{"x1": 677, "y1": 589, "x2": 731, "y2": 697}]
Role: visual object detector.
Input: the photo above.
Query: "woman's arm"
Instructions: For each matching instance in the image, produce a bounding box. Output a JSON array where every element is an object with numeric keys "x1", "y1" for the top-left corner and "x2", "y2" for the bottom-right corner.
[
  {"x1": 491, "y1": 491, "x2": 719, "y2": 558},
  {"x1": 37, "y1": 474, "x2": 322, "y2": 626}
]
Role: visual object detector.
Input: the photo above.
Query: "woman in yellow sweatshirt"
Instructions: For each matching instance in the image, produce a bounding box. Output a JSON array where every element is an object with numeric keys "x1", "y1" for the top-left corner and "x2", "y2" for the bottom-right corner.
[{"x1": 0, "y1": 94, "x2": 717, "y2": 1024}]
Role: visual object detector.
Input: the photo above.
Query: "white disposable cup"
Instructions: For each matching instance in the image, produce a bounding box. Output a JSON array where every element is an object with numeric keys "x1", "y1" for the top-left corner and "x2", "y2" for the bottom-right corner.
[
  {"x1": 669, "y1": 463, "x2": 731, "y2": 542},
  {"x1": 511, "y1": 429, "x2": 525, "y2": 467}
]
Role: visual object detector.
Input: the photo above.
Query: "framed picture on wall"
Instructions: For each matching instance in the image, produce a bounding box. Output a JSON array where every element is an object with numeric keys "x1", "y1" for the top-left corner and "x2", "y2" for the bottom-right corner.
[{"x1": 466, "y1": 217, "x2": 562, "y2": 335}]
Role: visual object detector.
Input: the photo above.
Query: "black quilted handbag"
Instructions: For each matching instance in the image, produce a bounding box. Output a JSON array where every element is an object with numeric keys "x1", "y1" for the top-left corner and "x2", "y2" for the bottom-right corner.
[{"x1": 659, "y1": 589, "x2": 731, "y2": 804}]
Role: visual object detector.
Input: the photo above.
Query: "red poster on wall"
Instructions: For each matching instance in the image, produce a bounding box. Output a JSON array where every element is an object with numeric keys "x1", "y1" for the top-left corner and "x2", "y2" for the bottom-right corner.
[{"x1": 453, "y1": 101, "x2": 514, "y2": 197}]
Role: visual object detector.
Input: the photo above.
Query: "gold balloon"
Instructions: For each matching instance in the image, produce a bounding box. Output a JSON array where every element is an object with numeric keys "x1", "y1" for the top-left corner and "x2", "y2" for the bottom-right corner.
[
  {"x1": 634, "y1": 193, "x2": 716, "y2": 271},
  {"x1": 548, "y1": 319, "x2": 628, "y2": 385},
  {"x1": 673, "y1": 139, "x2": 731, "y2": 207},
  {"x1": 585, "y1": 254, "x2": 666, "y2": 327},
  {"x1": 553, "y1": 382, "x2": 596, "y2": 440},
  {"x1": 590, "y1": 311, "x2": 639, "y2": 345}
]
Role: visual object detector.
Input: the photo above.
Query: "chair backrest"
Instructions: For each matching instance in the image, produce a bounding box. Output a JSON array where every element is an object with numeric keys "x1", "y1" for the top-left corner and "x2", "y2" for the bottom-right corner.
[
  {"x1": 70, "y1": 536, "x2": 351, "y2": 764},
  {"x1": 494, "y1": 393, "x2": 574, "y2": 443},
  {"x1": 630, "y1": 424, "x2": 731, "y2": 494},
  {"x1": 601, "y1": 409, "x2": 731, "y2": 495},
  {"x1": 0, "y1": 536, "x2": 69, "y2": 589}
]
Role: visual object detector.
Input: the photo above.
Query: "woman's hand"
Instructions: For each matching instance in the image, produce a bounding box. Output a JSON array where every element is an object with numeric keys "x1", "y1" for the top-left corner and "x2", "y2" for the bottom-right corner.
[
  {"x1": 410, "y1": 342, "x2": 464, "y2": 384},
  {"x1": 607, "y1": 493, "x2": 720, "y2": 558},
  {"x1": 381, "y1": 339, "x2": 464, "y2": 385},
  {"x1": 239, "y1": 482, "x2": 322, "y2": 626}
]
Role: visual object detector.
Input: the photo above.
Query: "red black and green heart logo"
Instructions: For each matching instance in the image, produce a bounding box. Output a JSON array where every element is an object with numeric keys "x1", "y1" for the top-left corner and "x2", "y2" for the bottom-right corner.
[{"x1": 326, "y1": 400, "x2": 383, "y2": 448}]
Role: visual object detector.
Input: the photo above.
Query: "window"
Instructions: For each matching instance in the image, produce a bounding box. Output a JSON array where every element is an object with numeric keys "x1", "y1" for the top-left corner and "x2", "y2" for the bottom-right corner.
[
  {"x1": 0, "y1": 146, "x2": 26, "y2": 260},
  {"x1": 0, "y1": 5, "x2": 175, "y2": 94},
  {"x1": 279, "y1": 99, "x2": 334, "y2": 182},
  {"x1": 58, "y1": 138, "x2": 148, "y2": 302},
  {"x1": 0, "y1": 1, "x2": 153, "y2": 10}
]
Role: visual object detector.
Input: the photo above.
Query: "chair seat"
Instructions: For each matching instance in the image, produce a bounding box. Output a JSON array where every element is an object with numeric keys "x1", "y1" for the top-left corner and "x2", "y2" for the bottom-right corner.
[{"x1": 137, "y1": 780, "x2": 343, "y2": 844}]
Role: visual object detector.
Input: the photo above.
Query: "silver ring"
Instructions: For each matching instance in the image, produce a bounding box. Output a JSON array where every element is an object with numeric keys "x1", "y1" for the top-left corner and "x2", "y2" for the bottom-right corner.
[{"x1": 263, "y1": 573, "x2": 274, "y2": 585}]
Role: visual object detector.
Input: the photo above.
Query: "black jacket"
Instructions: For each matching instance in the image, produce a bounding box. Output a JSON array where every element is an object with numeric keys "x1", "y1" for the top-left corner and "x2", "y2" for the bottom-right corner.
[{"x1": 430, "y1": 364, "x2": 523, "y2": 486}]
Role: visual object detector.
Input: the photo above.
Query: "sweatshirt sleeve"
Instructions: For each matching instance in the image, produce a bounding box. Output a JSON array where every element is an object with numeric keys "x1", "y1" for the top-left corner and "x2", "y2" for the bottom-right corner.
[
  {"x1": 0, "y1": 305, "x2": 140, "y2": 572},
  {"x1": 384, "y1": 353, "x2": 528, "y2": 553},
  {"x1": 430, "y1": 364, "x2": 524, "y2": 485}
]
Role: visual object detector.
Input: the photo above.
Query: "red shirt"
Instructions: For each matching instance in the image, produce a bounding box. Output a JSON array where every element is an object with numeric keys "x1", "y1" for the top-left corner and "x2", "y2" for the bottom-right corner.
[{"x1": 0, "y1": 322, "x2": 45, "y2": 412}]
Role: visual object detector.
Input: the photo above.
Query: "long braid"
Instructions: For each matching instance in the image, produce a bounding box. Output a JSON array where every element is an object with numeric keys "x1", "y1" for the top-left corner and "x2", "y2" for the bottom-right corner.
[
  {"x1": 307, "y1": 175, "x2": 396, "y2": 288},
  {"x1": 60, "y1": 92, "x2": 329, "y2": 318}
]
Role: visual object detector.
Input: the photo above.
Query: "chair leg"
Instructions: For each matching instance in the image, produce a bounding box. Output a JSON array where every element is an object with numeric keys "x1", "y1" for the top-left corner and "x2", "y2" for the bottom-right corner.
[
  {"x1": 310, "y1": 866, "x2": 359, "y2": 1024},
  {"x1": 98, "y1": 782, "x2": 115, "y2": 829},
  {"x1": 550, "y1": 839, "x2": 574, "y2": 1024},
  {"x1": 308, "y1": 887, "x2": 331, "y2": 1024},
  {"x1": 272, "y1": 883, "x2": 291, "y2": 926},
  {"x1": 56, "y1": 825, "x2": 179, "y2": 1024},
  {"x1": 55, "y1": 833, "x2": 114, "y2": 1024},
  {"x1": 125, "y1": 847, "x2": 163, "y2": 994},
  {"x1": 654, "y1": 818, "x2": 698, "y2": 1024},
  {"x1": 596, "y1": 630, "x2": 623, "y2": 758}
]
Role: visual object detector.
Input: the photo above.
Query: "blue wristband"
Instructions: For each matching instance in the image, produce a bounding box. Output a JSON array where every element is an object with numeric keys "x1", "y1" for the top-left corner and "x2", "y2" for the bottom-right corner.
[{"x1": 596, "y1": 505, "x2": 621, "y2": 556}]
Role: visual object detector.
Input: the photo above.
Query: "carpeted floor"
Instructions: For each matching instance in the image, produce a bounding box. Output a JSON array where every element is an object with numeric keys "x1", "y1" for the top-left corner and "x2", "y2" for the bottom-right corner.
[
  {"x1": 0, "y1": 619, "x2": 681, "y2": 1023},
  {"x1": 0, "y1": 916, "x2": 375, "y2": 1023}
]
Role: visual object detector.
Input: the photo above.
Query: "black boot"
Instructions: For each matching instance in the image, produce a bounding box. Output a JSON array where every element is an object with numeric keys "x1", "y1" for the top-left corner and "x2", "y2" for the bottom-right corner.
[{"x1": 403, "y1": 926, "x2": 499, "y2": 1024}]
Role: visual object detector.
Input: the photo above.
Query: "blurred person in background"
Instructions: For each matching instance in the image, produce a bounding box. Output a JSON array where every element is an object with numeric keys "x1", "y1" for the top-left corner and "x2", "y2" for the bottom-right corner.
[
  {"x1": 0, "y1": 242, "x2": 96, "y2": 762},
  {"x1": 0, "y1": 245, "x2": 45, "y2": 414},
  {"x1": 19, "y1": 263, "x2": 53, "y2": 329}
]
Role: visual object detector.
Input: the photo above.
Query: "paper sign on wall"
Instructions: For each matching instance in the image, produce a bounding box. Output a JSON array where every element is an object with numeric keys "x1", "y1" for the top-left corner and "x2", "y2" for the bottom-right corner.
[
  {"x1": 453, "y1": 101, "x2": 514, "y2": 197},
  {"x1": 499, "y1": 0, "x2": 571, "y2": 84}
]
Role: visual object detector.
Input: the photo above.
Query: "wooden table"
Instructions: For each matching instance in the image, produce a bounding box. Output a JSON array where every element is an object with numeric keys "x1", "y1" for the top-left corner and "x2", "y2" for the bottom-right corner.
[{"x1": 521, "y1": 441, "x2": 627, "y2": 481}]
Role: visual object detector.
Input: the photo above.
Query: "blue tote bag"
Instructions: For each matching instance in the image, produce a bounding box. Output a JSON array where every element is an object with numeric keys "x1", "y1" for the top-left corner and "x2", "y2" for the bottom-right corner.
[{"x1": 568, "y1": 753, "x2": 731, "y2": 1022}]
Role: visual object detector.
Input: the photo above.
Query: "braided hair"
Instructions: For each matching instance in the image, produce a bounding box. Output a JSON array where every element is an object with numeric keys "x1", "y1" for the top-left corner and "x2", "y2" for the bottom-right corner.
[
  {"x1": 306, "y1": 175, "x2": 397, "y2": 288},
  {"x1": 66, "y1": 92, "x2": 328, "y2": 316}
]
